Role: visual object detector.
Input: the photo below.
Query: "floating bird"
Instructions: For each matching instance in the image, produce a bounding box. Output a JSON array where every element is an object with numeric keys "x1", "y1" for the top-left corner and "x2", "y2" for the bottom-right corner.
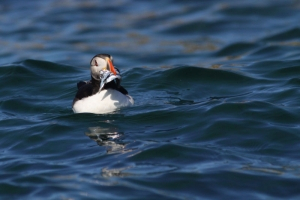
[{"x1": 72, "y1": 54, "x2": 134, "y2": 114}]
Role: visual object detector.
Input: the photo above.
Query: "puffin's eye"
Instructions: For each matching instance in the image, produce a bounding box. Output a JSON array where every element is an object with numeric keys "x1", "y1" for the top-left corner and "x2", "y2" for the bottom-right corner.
[{"x1": 95, "y1": 60, "x2": 98, "y2": 66}]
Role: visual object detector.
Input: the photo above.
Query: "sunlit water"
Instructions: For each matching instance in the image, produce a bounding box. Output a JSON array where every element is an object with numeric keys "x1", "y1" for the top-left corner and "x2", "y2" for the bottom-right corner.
[{"x1": 1, "y1": 0, "x2": 300, "y2": 199}]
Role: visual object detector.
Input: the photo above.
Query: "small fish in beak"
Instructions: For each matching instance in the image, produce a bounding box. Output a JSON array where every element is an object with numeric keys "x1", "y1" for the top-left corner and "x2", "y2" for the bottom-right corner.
[{"x1": 99, "y1": 69, "x2": 121, "y2": 91}]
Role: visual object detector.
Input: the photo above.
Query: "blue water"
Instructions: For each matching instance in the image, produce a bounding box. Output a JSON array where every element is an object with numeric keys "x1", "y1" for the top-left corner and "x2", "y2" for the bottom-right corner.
[{"x1": 1, "y1": 0, "x2": 300, "y2": 199}]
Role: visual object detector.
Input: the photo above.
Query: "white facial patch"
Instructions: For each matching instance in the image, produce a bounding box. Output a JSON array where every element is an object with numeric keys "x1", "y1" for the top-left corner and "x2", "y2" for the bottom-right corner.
[
  {"x1": 90, "y1": 57, "x2": 107, "y2": 80},
  {"x1": 92, "y1": 57, "x2": 107, "y2": 68}
]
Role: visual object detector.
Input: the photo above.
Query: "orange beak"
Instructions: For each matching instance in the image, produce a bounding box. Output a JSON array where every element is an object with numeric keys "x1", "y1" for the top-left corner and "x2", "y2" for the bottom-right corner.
[{"x1": 107, "y1": 58, "x2": 117, "y2": 75}]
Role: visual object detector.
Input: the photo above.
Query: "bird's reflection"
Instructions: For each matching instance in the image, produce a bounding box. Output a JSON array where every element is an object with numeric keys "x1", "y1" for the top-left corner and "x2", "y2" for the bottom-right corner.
[{"x1": 85, "y1": 126, "x2": 126, "y2": 154}]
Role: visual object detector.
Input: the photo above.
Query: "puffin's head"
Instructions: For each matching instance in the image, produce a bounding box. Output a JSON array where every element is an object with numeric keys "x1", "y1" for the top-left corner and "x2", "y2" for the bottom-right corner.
[
  {"x1": 90, "y1": 54, "x2": 117, "y2": 80},
  {"x1": 90, "y1": 54, "x2": 121, "y2": 91}
]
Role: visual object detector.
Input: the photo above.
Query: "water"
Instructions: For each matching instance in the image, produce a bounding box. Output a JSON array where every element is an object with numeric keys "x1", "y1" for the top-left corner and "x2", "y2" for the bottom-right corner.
[{"x1": 1, "y1": 0, "x2": 300, "y2": 199}]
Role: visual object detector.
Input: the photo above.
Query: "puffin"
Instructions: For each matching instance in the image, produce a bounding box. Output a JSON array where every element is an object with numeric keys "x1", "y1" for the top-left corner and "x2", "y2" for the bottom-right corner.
[{"x1": 72, "y1": 54, "x2": 134, "y2": 114}]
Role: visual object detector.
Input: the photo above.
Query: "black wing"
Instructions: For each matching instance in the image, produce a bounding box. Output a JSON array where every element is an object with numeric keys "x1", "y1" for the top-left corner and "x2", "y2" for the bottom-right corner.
[
  {"x1": 72, "y1": 82, "x2": 96, "y2": 106},
  {"x1": 77, "y1": 80, "x2": 91, "y2": 89}
]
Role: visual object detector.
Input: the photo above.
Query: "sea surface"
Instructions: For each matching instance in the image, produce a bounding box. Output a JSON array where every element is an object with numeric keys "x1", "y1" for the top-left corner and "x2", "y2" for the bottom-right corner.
[{"x1": 1, "y1": 0, "x2": 300, "y2": 199}]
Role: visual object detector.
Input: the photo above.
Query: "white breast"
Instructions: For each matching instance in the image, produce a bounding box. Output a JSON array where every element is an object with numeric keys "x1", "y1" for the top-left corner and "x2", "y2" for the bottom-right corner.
[{"x1": 73, "y1": 89, "x2": 134, "y2": 114}]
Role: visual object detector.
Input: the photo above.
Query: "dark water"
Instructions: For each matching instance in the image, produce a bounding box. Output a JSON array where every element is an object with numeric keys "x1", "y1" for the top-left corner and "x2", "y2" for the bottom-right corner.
[{"x1": 1, "y1": 0, "x2": 300, "y2": 199}]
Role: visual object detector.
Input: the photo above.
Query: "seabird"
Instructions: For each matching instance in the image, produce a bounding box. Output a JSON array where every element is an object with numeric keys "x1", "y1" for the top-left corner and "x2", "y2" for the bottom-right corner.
[{"x1": 72, "y1": 54, "x2": 134, "y2": 114}]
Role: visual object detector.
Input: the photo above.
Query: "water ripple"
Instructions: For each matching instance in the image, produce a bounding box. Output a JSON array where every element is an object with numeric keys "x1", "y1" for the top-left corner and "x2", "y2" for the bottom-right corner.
[{"x1": 1, "y1": 0, "x2": 300, "y2": 199}]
